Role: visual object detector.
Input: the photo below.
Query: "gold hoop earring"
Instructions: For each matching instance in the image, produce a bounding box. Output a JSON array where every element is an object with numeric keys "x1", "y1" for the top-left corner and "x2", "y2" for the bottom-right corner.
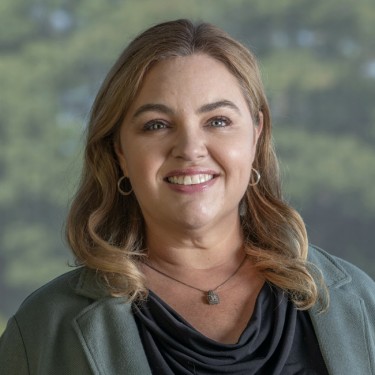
[
  {"x1": 117, "y1": 176, "x2": 133, "y2": 196},
  {"x1": 248, "y1": 168, "x2": 260, "y2": 186}
]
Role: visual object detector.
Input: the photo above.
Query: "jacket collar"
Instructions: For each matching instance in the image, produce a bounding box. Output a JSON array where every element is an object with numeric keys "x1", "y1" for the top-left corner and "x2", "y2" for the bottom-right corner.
[
  {"x1": 74, "y1": 267, "x2": 111, "y2": 300},
  {"x1": 307, "y1": 244, "x2": 351, "y2": 288}
]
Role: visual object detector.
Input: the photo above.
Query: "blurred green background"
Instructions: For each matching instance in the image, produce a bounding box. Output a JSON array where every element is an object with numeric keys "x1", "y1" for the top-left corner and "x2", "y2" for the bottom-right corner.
[{"x1": 1, "y1": 0, "x2": 374, "y2": 334}]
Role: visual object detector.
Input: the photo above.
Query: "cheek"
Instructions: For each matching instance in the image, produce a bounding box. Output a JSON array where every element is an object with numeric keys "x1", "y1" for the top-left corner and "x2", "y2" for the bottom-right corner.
[
  {"x1": 225, "y1": 138, "x2": 254, "y2": 182},
  {"x1": 219, "y1": 149, "x2": 252, "y2": 191},
  {"x1": 224, "y1": 136, "x2": 255, "y2": 165},
  {"x1": 124, "y1": 150, "x2": 160, "y2": 188},
  {"x1": 125, "y1": 155, "x2": 146, "y2": 177}
]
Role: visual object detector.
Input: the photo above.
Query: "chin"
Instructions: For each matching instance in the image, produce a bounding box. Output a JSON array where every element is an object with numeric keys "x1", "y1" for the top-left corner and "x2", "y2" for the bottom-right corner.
[
  {"x1": 168, "y1": 209, "x2": 210, "y2": 229},
  {"x1": 177, "y1": 217, "x2": 211, "y2": 230}
]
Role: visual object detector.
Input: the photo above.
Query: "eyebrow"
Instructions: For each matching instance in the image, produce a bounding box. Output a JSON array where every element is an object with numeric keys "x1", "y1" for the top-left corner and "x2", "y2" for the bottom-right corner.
[
  {"x1": 132, "y1": 100, "x2": 241, "y2": 119},
  {"x1": 133, "y1": 103, "x2": 173, "y2": 119},
  {"x1": 197, "y1": 100, "x2": 241, "y2": 114}
]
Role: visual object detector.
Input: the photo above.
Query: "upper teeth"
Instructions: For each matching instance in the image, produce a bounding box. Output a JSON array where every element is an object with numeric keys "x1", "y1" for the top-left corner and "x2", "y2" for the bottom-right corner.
[{"x1": 167, "y1": 174, "x2": 213, "y2": 185}]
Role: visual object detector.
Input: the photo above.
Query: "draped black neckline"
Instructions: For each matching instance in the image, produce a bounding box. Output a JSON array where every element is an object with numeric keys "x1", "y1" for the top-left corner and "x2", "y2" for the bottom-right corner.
[{"x1": 133, "y1": 283, "x2": 328, "y2": 375}]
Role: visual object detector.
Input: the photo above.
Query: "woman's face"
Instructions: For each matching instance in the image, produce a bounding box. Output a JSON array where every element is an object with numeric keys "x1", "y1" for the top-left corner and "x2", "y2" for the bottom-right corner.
[{"x1": 116, "y1": 53, "x2": 262, "y2": 234}]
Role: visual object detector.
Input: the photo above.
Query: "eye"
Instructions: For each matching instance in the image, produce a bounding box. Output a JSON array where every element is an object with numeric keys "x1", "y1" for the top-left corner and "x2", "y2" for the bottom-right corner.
[
  {"x1": 143, "y1": 120, "x2": 168, "y2": 131},
  {"x1": 208, "y1": 116, "x2": 232, "y2": 128}
]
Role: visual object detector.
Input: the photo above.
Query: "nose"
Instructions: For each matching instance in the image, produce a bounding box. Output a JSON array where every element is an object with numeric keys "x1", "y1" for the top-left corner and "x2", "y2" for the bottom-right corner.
[{"x1": 171, "y1": 125, "x2": 208, "y2": 161}]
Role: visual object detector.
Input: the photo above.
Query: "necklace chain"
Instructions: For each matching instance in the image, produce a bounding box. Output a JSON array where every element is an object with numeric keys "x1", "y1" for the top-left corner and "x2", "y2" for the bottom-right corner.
[{"x1": 143, "y1": 255, "x2": 247, "y2": 305}]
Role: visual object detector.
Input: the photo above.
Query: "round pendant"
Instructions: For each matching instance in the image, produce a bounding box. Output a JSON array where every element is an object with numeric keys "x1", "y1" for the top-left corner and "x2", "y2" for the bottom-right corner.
[{"x1": 207, "y1": 290, "x2": 220, "y2": 305}]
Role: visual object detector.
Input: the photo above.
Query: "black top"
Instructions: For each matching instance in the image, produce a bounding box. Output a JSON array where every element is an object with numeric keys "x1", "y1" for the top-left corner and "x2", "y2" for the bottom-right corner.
[{"x1": 133, "y1": 283, "x2": 329, "y2": 375}]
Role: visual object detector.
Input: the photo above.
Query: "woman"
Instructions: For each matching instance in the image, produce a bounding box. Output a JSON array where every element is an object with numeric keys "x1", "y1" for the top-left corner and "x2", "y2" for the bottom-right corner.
[{"x1": 1, "y1": 19, "x2": 374, "y2": 375}]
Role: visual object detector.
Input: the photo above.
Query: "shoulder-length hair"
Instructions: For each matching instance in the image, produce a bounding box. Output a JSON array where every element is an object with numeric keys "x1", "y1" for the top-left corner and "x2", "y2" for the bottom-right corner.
[{"x1": 66, "y1": 19, "x2": 325, "y2": 309}]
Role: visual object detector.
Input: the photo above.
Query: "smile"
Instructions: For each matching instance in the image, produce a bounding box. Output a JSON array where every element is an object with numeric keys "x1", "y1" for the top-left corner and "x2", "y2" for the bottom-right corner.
[{"x1": 167, "y1": 174, "x2": 214, "y2": 185}]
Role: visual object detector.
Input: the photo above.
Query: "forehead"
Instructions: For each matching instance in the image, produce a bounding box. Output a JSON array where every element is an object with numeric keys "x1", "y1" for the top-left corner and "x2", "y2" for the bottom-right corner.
[{"x1": 130, "y1": 53, "x2": 248, "y2": 110}]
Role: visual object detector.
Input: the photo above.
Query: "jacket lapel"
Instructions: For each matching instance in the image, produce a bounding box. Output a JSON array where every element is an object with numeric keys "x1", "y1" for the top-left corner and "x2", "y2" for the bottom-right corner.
[
  {"x1": 71, "y1": 269, "x2": 152, "y2": 375},
  {"x1": 308, "y1": 246, "x2": 373, "y2": 375}
]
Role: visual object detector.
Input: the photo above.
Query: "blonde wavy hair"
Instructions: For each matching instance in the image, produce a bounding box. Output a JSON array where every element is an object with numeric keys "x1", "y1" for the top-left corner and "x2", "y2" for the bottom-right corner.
[{"x1": 66, "y1": 19, "x2": 326, "y2": 310}]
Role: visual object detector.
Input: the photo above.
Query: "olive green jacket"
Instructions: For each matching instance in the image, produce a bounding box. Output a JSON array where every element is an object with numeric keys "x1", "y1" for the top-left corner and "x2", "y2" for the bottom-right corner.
[{"x1": 1, "y1": 245, "x2": 374, "y2": 374}]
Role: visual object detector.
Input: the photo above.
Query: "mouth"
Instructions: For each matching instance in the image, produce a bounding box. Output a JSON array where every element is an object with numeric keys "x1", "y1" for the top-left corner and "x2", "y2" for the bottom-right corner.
[{"x1": 166, "y1": 174, "x2": 215, "y2": 186}]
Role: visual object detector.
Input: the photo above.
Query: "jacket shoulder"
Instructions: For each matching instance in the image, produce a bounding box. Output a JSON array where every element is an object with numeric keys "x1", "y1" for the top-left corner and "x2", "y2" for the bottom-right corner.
[
  {"x1": 0, "y1": 268, "x2": 97, "y2": 374},
  {"x1": 6, "y1": 267, "x2": 99, "y2": 345},
  {"x1": 17, "y1": 268, "x2": 89, "y2": 315}
]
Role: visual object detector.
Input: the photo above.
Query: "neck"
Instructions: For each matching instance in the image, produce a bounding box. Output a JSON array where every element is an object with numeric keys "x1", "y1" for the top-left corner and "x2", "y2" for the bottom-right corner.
[{"x1": 144, "y1": 216, "x2": 244, "y2": 271}]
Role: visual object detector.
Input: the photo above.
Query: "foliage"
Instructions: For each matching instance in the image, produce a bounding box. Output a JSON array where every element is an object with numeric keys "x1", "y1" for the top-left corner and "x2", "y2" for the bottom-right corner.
[{"x1": 1, "y1": 0, "x2": 374, "y2": 335}]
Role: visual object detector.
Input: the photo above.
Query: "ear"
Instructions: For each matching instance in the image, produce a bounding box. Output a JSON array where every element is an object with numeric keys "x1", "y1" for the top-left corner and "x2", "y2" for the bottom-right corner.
[
  {"x1": 114, "y1": 139, "x2": 129, "y2": 176},
  {"x1": 253, "y1": 111, "x2": 263, "y2": 146}
]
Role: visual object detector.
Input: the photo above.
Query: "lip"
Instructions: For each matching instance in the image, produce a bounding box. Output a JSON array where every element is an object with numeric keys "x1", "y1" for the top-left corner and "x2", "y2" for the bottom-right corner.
[{"x1": 164, "y1": 168, "x2": 219, "y2": 193}]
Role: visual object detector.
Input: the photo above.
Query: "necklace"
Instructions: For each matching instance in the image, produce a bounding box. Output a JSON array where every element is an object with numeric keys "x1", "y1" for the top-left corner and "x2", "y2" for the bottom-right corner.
[{"x1": 143, "y1": 255, "x2": 247, "y2": 305}]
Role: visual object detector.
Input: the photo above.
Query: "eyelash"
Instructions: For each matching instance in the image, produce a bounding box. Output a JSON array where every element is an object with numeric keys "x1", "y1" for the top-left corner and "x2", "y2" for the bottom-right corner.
[
  {"x1": 143, "y1": 120, "x2": 168, "y2": 131},
  {"x1": 142, "y1": 116, "x2": 232, "y2": 131},
  {"x1": 207, "y1": 116, "x2": 231, "y2": 128}
]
